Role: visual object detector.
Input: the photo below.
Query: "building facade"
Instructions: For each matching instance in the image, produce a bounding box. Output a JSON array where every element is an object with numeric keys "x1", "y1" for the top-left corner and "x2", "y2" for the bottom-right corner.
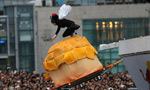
[
  {"x1": 0, "y1": 16, "x2": 10, "y2": 70},
  {"x1": 0, "y1": 0, "x2": 150, "y2": 73},
  {"x1": 36, "y1": 3, "x2": 150, "y2": 73},
  {"x1": 83, "y1": 17, "x2": 149, "y2": 72},
  {"x1": 0, "y1": 0, "x2": 34, "y2": 15},
  {"x1": 0, "y1": 4, "x2": 37, "y2": 72}
]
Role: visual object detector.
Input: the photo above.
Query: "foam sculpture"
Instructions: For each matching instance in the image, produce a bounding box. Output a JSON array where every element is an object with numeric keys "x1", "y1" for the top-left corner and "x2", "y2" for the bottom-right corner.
[{"x1": 43, "y1": 35, "x2": 103, "y2": 87}]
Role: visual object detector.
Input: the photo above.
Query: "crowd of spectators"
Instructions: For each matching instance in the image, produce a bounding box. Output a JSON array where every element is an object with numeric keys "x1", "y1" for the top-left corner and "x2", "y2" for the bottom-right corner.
[
  {"x1": 71, "y1": 71, "x2": 136, "y2": 90},
  {"x1": 0, "y1": 69, "x2": 136, "y2": 90},
  {"x1": 0, "y1": 69, "x2": 54, "y2": 90}
]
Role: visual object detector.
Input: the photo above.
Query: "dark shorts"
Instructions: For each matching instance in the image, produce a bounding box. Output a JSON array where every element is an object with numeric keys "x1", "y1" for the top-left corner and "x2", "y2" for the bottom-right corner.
[{"x1": 62, "y1": 24, "x2": 80, "y2": 37}]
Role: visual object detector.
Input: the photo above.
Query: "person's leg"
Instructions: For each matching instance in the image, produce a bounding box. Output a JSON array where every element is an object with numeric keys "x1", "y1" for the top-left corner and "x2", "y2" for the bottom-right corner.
[
  {"x1": 62, "y1": 24, "x2": 80, "y2": 37},
  {"x1": 69, "y1": 24, "x2": 80, "y2": 31},
  {"x1": 74, "y1": 24, "x2": 80, "y2": 30},
  {"x1": 72, "y1": 24, "x2": 80, "y2": 35},
  {"x1": 68, "y1": 24, "x2": 80, "y2": 35},
  {"x1": 62, "y1": 28, "x2": 74, "y2": 37}
]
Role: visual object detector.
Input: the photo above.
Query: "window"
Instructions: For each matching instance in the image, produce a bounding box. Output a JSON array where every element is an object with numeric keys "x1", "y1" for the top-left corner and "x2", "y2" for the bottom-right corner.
[
  {"x1": 5, "y1": 6, "x2": 14, "y2": 18},
  {"x1": 5, "y1": 6, "x2": 15, "y2": 55},
  {"x1": 17, "y1": 5, "x2": 33, "y2": 17},
  {"x1": 17, "y1": 5, "x2": 34, "y2": 30},
  {"x1": 19, "y1": 56, "x2": 35, "y2": 72},
  {"x1": 83, "y1": 18, "x2": 149, "y2": 44},
  {"x1": 0, "y1": 1, "x2": 4, "y2": 6},
  {"x1": 4, "y1": 0, "x2": 12, "y2": 5},
  {"x1": 88, "y1": 0, "x2": 96, "y2": 5},
  {"x1": 0, "y1": 37, "x2": 7, "y2": 54},
  {"x1": 19, "y1": 42, "x2": 34, "y2": 55},
  {"x1": 19, "y1": 31, "x2": 33, "y2": 41},
  {"x1": 75, "y1": 0, "x2": 82, "y2": 5},
  {"x1": 0, "y1": 17, "x2": 7, "y2": 55},
  {"x1": 0, "y1": 22, "x2": 7, "y2": 36},
  {"x1": 16, "y1": 5, "x2": 35, "y2": 72},
  {"x1": 18, "y1": 19, "x2": 33, "y2": 30},
  {"x1": 83, "y1": 18, "x2": 149, "y2": 73}
]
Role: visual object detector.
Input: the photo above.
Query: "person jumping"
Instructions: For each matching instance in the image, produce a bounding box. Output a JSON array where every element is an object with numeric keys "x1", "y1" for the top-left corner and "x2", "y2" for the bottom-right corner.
[{"x1": 50, "y1": 13, "x2": 80, "y2": 41}]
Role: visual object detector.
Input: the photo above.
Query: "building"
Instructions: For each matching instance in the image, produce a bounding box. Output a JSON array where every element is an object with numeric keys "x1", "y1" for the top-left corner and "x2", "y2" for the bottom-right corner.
[
  {"x1": 0, "y1": 0, "x2": 34, "y2": 15},
  {"x1": 0, "y1": 0, "x2": 150, "y2": 73},
  {"x1": 0, "y1": 3, "x2": 38, "y2": 72},
  {"x1": 0, "y1": 16, "x2": 9, "y2": 70},
  {"x1": 36, "y1": 1, "x2": 150, "y2": 73}
]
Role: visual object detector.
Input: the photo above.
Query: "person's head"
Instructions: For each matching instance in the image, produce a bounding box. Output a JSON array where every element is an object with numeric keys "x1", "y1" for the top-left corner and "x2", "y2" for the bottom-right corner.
[{"x1": 50, "y1": 13, "x2": 58, "y2": 25}]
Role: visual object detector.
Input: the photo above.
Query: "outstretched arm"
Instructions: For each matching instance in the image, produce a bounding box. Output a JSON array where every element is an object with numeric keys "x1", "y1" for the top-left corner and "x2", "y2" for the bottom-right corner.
[
  {"x1": 50, "y1": 26, "x2": 61, "y2": 41},
  {"x1": 50, "y1": 35, "x2": 57, "y2": 41}
]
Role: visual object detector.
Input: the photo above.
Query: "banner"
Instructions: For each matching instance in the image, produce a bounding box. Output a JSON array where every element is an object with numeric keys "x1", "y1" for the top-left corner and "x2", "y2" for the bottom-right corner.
[{"x1": 122, "y1": 54, "x2": 150, "y2": 90}]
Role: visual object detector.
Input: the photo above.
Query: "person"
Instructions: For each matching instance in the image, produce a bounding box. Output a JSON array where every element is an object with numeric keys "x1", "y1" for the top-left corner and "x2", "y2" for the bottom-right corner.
[{"x1": 50, "y1": 13, "x2": 80, "y2": 41}]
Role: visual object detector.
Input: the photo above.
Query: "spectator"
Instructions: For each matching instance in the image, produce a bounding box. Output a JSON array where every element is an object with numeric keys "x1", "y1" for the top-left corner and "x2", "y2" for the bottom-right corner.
[{"x1": 0, "y1": 69, "x2": 136, "y2": 90}]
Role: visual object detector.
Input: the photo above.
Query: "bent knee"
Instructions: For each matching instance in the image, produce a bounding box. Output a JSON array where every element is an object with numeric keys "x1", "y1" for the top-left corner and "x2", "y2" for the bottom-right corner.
[{"x1": 62, "y1": 34, "x2": 67, "y2": 37}]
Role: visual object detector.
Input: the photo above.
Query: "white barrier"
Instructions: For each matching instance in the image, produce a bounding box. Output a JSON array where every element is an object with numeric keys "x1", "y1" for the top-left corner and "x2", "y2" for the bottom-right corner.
[{"x1": 119, "y1": 36, "x2": 150, "y2": 90}]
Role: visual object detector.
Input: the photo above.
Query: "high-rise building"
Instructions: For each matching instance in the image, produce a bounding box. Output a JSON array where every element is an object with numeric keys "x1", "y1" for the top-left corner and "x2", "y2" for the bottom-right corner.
[
  {"x1": 0, "y1": 16, "x2": 9, "y2": 70},
  {"x1": 0, "y1": 4, "x2": 37, "y2": 72}
]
